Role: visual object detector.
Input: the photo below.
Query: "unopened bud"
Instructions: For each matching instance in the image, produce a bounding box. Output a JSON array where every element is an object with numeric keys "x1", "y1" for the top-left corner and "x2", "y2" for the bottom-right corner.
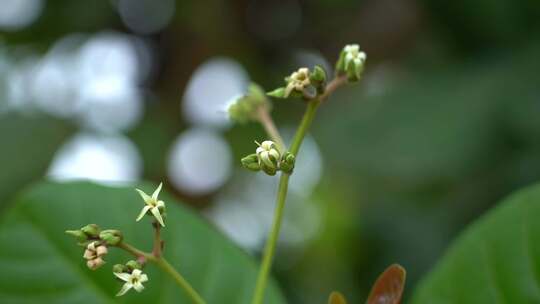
[
  {"x1": 126, "y1": 260, "x2": 142, "y2": 271},
  {"x1": 100, "y1": 229, "x2": 123, "y2": 246},
  {"x1": 241, "y1": 153, "x2": 261, "y2": 171},
  {"x1": 279, "y1": 152, "x2": 296, "y2": 174},
  {"x1": 87, "y1": 257, "x2": 105, "y2": 270},
  {"x1": 310, "y1": 65, "x2": 327, "y2": 94},
  {"x1": 65, "y1": 229, "x2": 88, "y2": 243},
  {"x1": 256, "y1": 141, "x2": 280, "y2": 175},
  {"x1": 113, "y1": 264, "x2": 127, "y2": 273},
  {"x1": 227, "y1": 83, "x2": 270, "y2": 124},
  {"x1": 336, "y1": 44, "x2": 366, "y2": 82},
  {"x1": 81, "y1": 224, "x2": 100, "y2": 238}
]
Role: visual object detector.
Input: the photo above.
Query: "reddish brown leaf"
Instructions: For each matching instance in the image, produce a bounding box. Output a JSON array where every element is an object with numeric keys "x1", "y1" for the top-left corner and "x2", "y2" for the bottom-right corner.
[{"x1": 366, "y1": 264, "x2": 406, "y2": 304}]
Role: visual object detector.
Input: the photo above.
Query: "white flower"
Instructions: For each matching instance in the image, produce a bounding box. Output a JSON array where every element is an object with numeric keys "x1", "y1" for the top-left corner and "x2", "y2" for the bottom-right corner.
[
  {"x1": 285, "y1": 67, "x2": 311, "y2": 97},
  {"x1": 114, "y1": 269, "x2": 149, "y2": 296},
  {"x1": 135, "y1": 183, "x2": 166, "y2": 227},
  {"x1": 343, "y1": 44, "x2": 366, "y2": 68}
]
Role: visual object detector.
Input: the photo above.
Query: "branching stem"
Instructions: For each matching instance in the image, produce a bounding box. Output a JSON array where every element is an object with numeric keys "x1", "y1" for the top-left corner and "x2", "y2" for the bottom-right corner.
[
  {"x1": 251, "y1": 76, "x2": 348, "y2": 304},
  {"x1": 118, "y1": 239, "x2": 206, "y2": 304}
]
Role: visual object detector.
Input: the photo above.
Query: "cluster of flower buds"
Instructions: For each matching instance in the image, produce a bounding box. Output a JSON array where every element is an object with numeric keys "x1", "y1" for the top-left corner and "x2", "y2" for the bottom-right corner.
[
  {"x1": 135, "y1": 183, "x2": 166, "y2": 227},
  {"x1": 227, "y1": 83, "x2": 271, "y2": 124},
  {"x1": 268, "y1": 65, "x2": 327, "y2": 99},
  {"x1": 83, "y1": 241, "x2": 108, "y2": 270},
  {"x1": 335, "y1": 44, "x2": 366, "y2": 81},
  {"x1": 66, "y1": 224, "x2": 124, "y2": 270},
  {"x1": 241, "y1": 140, "x2": 295, "y2": 175},
  {"x1": 113, "y1": 260, "x2": 148, "y2": 297}
]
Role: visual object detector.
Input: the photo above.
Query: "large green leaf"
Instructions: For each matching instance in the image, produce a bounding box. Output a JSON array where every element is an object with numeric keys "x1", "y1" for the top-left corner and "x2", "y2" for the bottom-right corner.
[
  {"x1": 412, "y1": 183, "x2": 540, "y2": 303},
  {"x1": 0, "y1": 114, "x2": 73, "y2": 208},
  {"x1": 0, "y1": 181, "x2": 285, "y2": 304}
]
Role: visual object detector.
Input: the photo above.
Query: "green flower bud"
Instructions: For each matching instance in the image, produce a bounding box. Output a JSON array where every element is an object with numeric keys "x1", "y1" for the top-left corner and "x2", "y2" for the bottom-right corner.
[
  {"x1": 256, "y1": 140, "x2": 280, "y2": 175},
  {"x1": 279, "y1": 152, "x2": 296, "y2": 174},
  {"x1": 65, "y1": 229, "x2": 88, "y2": 243},
  {"x1": 310, "y1": 65, "x2": 327, "y2": 94},
  {"x1": 227, "y1": 83, "x2": 270, "y2": 124},
  {"x1": 126, "y1": 260, "x2": 142, "y2": 271},
  {"x1": 241, "y1": 153, "x2": 261, "y2": 171},
  {"x1": 267, "y1": 87, "x2": 286, "y2": 98},
  {"x1": 81, "y1": 224, "x2": 100, "y2": 238},
  {"x1": 113, "y1": 264, "x2": 128, "y2": 273},
  {"x1": 99, "y1": 229, "x2": 123, "y2": 246}
]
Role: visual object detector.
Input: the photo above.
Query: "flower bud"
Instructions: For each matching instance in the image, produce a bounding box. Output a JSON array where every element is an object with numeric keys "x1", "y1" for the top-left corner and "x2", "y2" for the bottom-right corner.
[
  {"x1": 227, "y1": 83, "x2": 270, "y2": 124},
  {"x1": 65, "y1": 229, "x2": 88, "y2": 243},
  {"x1": 113, "y1": 264, "x2": 128, "y2": 273},
  {"x1": 83, "y1": 241, "x2": 108, "y2": 270},
  {"x1": 81, "y1": 224, "x2": 101, "y2": 238},
  {"x1": 256, "y1": 140, "x2": 280, "y2": 176},
  {"x1": 241, "y1": 153, "x2": 261, "y2": 171},
  {"x1": 310, "y1": 65, "x2": 327, "y2": 94},
  {"x1": 279, "y1": 152, "x2": 296, "y2": 174},
  {"x1": 335, "y1": 44, "x2": 366, "y2": 82},
  {"x1": 87, "y1": 257, "x2": 105, "y2": 270},
  {"x1": 267, "y1": 87, "x2": 286, "y2": 98},
  {"x1": 126, "y1": 260, "x2": 142, "y2": 271},
  {"x1": 99, "y1": 229, "x2": 123, "y2": 246}
]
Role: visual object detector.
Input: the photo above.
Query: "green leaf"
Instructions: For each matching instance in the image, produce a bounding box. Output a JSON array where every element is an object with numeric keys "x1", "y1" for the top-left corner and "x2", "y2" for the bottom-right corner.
[
  {"x1": 0, "y1": 114, "x2": 73, "y2": 209},
  {"x1": 412, "y1": 183, "x2": 540, "y2": 303},
  {"x1": 0, "y1": 181, "x2": 286, "y2": 304}
]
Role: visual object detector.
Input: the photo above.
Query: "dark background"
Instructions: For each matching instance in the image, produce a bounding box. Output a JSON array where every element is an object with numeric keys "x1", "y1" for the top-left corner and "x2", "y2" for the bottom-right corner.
[{"x1": 1, "y1": 0, "x2": 540, "y2": 302}]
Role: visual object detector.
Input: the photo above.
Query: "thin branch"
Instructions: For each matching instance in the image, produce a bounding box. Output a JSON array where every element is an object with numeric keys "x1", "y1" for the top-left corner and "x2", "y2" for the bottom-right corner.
[
  {"x1": 254, "y1": 105, "x2": 286, "y2": 151},
  {"x1": 320, "y1": 75, "x2": 348, "y2": 102}
]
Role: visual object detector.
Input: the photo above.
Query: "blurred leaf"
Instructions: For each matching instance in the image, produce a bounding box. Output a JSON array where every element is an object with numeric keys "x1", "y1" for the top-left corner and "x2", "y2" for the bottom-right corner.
[
  {"x1": 0, "y1": 114, "x2": 73, "y2": 209},
  {"x1": 412, "y1": 183, "x2": 540, "y2": 303},
  {"x1": 328, "y1": 291, "x2": 347, "y2": 304},
  {"x1": 0, "y1": 181, "x2": 285, "y2": 304},
  {"x1": 367, "y1": 264, "x2": 406, "y2": 304}
]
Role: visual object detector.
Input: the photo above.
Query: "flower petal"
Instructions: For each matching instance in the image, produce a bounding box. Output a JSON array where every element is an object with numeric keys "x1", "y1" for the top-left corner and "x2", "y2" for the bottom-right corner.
[
  {"x1": 151, "y1": 207, "x2": 165, "y2": 227},
  {"x1": 152, "y1": 182, "x2": 163, "y2": 200},
  {"x1": 140, "y1": 274, "x2": 149, "y2": 283},
  {"x1": 135, "y1": 188, "x2": 152, "y2": 204},
  {"x1": 133, "y1": 281, "x2": 145, "y2": 292},
  {"x1": 116, "y1": 283, "x2": 133, "y2": 297},
  {"x1": 114, "y1": 272, "x2": 131, "y2": 282},
  {"x1": 136, "y1": 205, "x2": 151, "y2": 222}
]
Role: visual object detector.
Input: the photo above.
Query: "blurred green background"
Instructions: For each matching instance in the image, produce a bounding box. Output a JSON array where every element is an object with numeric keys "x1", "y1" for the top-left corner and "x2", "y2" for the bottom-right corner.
[{"x1": 1, "y1": 0, "x2": 540, "y2": 303}]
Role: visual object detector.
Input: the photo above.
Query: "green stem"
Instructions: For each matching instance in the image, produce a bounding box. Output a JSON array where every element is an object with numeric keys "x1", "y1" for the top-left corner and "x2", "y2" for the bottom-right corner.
[
  {"x1": 154, "y1": 257, "x2": 206, "y2": 304},
  {"x1": 251, "y1": 99, "x2": 321, "y2": 304},
  {"x1": 118, "y1": 242, "x2": 206, "y2": 304}
]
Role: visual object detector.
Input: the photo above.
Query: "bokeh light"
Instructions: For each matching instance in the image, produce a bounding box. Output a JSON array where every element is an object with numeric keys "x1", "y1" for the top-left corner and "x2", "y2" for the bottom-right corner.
[
  {"x1": 168, "y1": 128, "x2": 233, "y2": 195},
  {"x1": 182, "y1": 57, "x2": 249, "y2": 129},
  {"x1": 48, "y1": 132, "x2": 142, "y2": 183},
  {"x1": 116, "y1": 0, "x2": 176, "y2": 34},
  {"x1": 0, "y1": 0, "x2": 43, "y2": 31}
]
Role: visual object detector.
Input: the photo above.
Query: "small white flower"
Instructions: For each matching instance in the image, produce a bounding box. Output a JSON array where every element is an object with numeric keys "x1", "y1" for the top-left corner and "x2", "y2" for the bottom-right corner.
[
  {"x1": 114, "y1": 269, "x2": 149, "y2": 297},
  {"x1": 343, "y1": 44, "x2": 366, "y2": 68},
  {"x1": 285, "y1": 67, "x2": 311, "y2": 97},
  {"x1": 135, "y1": 183, "x2": 166, "y2": 227}
]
